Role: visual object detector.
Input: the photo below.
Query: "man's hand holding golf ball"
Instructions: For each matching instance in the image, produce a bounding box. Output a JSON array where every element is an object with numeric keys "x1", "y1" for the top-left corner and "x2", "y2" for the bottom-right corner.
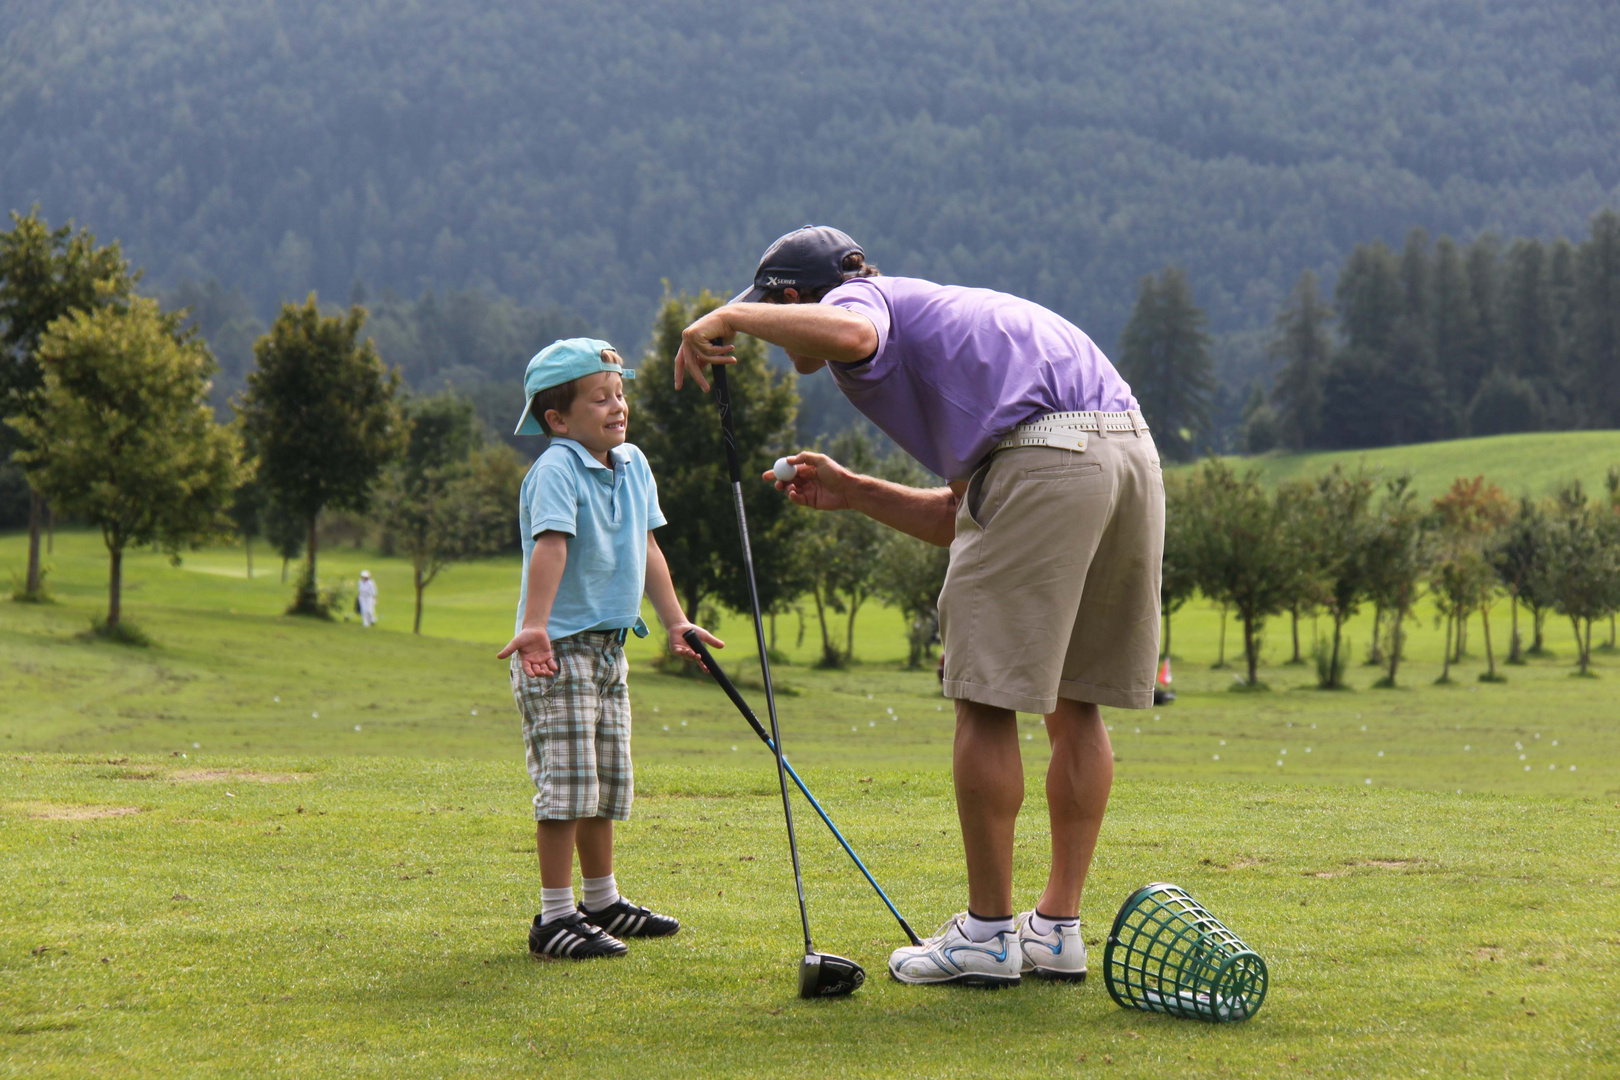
[{"x1": 766, "y1": 453, "x2": 854, "y2": 511}]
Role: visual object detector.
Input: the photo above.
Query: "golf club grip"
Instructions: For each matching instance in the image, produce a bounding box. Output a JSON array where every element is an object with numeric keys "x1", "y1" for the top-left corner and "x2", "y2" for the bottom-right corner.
[
  {"x1": 683, "y1": 630, "x2": 770, "y2": 744},
  {"x1": 712, "y1": 360, "x2": 743, "y2": 484}
]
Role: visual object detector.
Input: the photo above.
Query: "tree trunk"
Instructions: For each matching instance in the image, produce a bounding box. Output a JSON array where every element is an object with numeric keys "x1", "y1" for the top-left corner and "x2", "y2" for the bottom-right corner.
[
  {"x1": 281, "y1": 557, "x2": 290, "y2": 584},
  {"x1": 25, "y1": 488, "x2": 44, "y2": 595},
  {"x1": 1457, "y1": 608, "x2": 1468, "y2": 658},
  {"x1": 1290, "y1": 604, "x2": 1301, "y2": 664},
  {"x1": 46, "y1": 501, "x2": 54, "y2": 555},
  {"x1": 1481, "y1": 604, "x2": 1497, "y2": 679},
  {"x1": 1385, "y1": 608, "x2": 1404, "y2": 685},
  {"x1": 306, "y1": 516, "x2": 319, "y2": 585},
  {"x1": 1329, "y1": 614, "x2": 1344, "y2": 688},
  {"x1": 769, "y1": 611, "x2": 777, "y2": 652},
  {"x1": 1610, "y1": 613, "x2": 1616, "y2": 650},
  {"x1": 1368, "y1": 607, "x2": 1384, "y2": 665},
  {"x1": 1445, "y1": 612, "x2": 1458, "y2": 680},
  {"x1": 413, "y1": 565, "x2": 424, "y2": 634},
  {"x1": 1583, "y1": 618, "x2": 1593, "y2": 674},
  {"x1": 245, "y1": 532, "x2": 254, "y2": 581},
  {"x1": 844, "y1": 597, "x2": 862, "y2": 662},
  {"x1": 811, "y1": 588, "x2": 837, "y2": 666},
  {"x1": 107, "y1": 544, "x2": 123, "y2": 628},
  {"x1": 795, "y1": 605, "x2": 806, "y2": 649},
  {"x1": 1507, "y1": 592, "x2": 1521, "y2": 663},
  {"x1": 1215, "y1": 603, "x2": 1228, "y2": 667},
  {"x1": 1531, "y1": 606, "x2": 1545, "y2": 654},
  {"x1": 1243, "y1": 612, "x2": 1258, "y2": 686}
]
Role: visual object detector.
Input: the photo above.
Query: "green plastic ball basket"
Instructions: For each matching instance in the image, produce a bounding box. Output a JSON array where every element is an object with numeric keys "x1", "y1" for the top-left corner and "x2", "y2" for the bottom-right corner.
[{"x1": 1103, "y1": 882, "x2": 1268, "y2": 1023}]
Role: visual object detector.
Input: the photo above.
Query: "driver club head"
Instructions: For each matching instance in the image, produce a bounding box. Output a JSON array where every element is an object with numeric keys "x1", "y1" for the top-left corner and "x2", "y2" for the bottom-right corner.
[{"x1": 798, "y1": 952, "x2": 865, "y2": 999}]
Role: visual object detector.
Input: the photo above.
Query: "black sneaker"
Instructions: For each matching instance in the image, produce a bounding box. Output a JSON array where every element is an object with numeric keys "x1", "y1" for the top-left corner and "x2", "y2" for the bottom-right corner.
[
  {"x1": 578, "y1": 898, "x2": 679, "y2": 938},
  {"x1": 528, "y1": 912, "x2": 627, "y2": 959}
]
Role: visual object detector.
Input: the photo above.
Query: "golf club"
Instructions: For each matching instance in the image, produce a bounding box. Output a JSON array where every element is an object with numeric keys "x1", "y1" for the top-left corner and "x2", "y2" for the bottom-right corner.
[
  {"x1": 711, "y1": 363, "x2": 865, "y2": 999},
  {"x1": 683, "y1": 628, "x2": 922, "y2": 946}
]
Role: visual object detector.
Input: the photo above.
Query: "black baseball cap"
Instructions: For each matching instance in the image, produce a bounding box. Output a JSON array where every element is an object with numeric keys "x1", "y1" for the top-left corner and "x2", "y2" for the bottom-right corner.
[{"x1": 729, "y1": 225, "x2": 864, "y2": 304}]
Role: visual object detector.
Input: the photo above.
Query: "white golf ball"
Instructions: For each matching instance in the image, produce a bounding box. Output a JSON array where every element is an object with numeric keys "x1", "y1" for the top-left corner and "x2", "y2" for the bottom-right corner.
[{"x1": 773, "y1": 457, "x2": 796, "y2": 482}]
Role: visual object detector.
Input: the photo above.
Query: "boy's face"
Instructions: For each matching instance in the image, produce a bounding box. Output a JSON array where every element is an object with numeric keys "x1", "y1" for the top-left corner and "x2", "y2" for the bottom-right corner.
[{"x1": 546, "y1": 371, "x2": 628, "y2": 456}]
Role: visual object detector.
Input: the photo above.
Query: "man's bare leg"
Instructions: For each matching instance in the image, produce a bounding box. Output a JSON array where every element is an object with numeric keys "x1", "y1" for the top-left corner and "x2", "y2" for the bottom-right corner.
[
  {"x1": 1036, "y1": 699, "x2": 1113, "y2": 918},
  {"x1": 953, "y1": 699, "x2": 1024, "y2": 917}
]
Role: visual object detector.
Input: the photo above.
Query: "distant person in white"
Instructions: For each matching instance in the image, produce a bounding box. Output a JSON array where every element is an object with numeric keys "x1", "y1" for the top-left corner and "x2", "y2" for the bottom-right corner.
[{"x1": 358, "y1": 570, "x2": 378, "y2": 627}]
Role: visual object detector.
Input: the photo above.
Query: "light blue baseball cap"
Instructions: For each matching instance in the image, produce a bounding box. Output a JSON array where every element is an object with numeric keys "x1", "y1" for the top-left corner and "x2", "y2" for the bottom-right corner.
[{"x1": 513, "y1": 337, "x2": 635, "y2": 435}]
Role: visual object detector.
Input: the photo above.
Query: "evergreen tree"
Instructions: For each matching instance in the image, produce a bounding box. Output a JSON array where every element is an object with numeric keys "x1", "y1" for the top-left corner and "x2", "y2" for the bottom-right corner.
[
  {"x1": 1572, "y1": 209, "x2": 1620, "y2": 428},
  {"x1": 1548, "y1": 237, "x2": 1578, "y2": 365},
  {"x1": 1431, "y1": 236, "x2": 1481, "y2": 424},
  {"x1": 236, "y1": 296, "x2": 407, "y2": 615},
  {"x1": 1117, "y1": 266, "x2": 1215, "y2": 462},
  {"x1": 1501, "y1": 238, "x2": 1560, "y2": 419},
  {"x1": 0, "y1": 209, "x2": 138, "y2": 599},
  {"x1": 1267, "y1": 270, "x2": 1333, "y2": 450},
  {"x1": 1336, "y1": 242, "x2": 1403, "y2": 353},
  {"x1": 1464, "y1": 234, "x2": 1506, "y2": 383}
]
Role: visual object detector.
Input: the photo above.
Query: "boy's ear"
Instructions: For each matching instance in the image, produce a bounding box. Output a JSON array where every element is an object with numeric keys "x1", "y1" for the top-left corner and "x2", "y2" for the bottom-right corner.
[{"x1": 544, "y1": 408, "x2": 567, "y2": 435}]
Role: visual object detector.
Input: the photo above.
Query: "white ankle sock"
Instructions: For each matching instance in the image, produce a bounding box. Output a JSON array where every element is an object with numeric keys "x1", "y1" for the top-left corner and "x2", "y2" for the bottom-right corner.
[
  {"x1": 1029, "y1": 910, "x2": 1078, "y2": 936},
  {"x1": 582, "y1": 873, "x2": 619, "y2": 912},
  {"x1": 540, "y1": 886, "x2": 577, "y2": 925},
  {"x1": 963, "y1": 911, "x2": 1014, "y2": 943}
]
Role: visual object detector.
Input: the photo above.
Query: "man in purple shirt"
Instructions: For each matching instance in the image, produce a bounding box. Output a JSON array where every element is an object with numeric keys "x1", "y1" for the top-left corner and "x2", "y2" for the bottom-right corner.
[{"x1": 677, "y1": 226, "x2": 1164, "y2": 989}]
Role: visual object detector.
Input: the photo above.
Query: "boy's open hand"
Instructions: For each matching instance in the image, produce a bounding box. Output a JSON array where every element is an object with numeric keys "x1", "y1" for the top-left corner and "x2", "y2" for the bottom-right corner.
[
  {"x1": 668, "y1": 622, "x2": 724, "y2": 666},
  {"x1": 498, "y1": 626, "x2": 557, "y2": 679}
]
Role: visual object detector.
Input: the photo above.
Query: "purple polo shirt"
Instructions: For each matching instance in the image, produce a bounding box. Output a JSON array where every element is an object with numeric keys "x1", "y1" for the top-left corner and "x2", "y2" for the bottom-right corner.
[{"x1": 822, "y1": 277, "x2": 1138, "y2": 481}]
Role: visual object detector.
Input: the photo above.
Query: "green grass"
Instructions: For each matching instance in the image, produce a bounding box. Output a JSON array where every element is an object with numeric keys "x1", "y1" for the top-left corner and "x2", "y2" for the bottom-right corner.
[
  {"x1": 1174, "y1": 430, "x2": 1620, "y2": 500},
  {"x1": 3, "y1": 528, "x2": 1619, "y2": 1076},
  {"x1": 4, "y1": 756, "x2": 1616, "y2": 1078}
]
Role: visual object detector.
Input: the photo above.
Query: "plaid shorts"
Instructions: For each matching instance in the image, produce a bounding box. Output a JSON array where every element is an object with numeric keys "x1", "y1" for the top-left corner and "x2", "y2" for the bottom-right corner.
[{"x1": 510, "y1": 631, "x2": 633, "y2": 822}]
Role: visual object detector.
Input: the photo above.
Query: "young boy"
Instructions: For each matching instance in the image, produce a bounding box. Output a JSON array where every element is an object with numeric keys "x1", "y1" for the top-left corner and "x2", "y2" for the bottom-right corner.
[{"x1": 497, "y1": 337, "x2": 723, "y2": 960}]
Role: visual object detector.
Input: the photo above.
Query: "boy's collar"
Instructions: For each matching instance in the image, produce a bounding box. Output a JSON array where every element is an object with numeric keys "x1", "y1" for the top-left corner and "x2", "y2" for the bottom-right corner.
[{"x1": 549, "y1": 436, "x2": 627, "y2": 471}]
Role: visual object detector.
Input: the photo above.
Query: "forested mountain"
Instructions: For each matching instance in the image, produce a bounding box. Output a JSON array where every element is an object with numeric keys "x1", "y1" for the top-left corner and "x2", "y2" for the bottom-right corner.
[{"x1": 4, "y1": 1, "x2": 1615, "y2": 358}]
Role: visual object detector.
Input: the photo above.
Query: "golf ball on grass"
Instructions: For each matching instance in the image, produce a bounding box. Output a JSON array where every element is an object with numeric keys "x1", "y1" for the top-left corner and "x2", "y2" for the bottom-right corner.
[{"x1": 773, "y1": 457, "x2": 796, "y2": 482}]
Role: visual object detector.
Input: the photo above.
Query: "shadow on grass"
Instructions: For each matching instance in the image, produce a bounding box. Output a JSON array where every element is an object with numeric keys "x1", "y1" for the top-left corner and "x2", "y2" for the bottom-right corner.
[{"x1": 82, "y1": 617, "x2": 153, "y2": 647}]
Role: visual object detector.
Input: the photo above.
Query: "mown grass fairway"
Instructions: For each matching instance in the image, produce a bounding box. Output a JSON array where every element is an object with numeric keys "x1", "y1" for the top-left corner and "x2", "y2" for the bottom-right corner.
[
  {"x1": 3, "y1": 528, "x2": 1618, "y2": 1076},
  {"x1": 1173, "y1": 430, "x2": 1620, "y2": 501}
]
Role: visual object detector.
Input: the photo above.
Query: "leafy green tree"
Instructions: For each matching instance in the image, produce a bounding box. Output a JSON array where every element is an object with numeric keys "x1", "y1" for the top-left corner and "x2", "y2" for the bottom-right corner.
[
  {"x1": 1159, "y1": 476, "x2": 1200, "y2": 661},
  {"x1": 1267, "y1": 271, "x2": 1334, "y2": 450},
  {"x1": 237, "y1": 296, "x2": 406, "y2": 615},
  {"x1": 0, "y1": 208, "x2": 138, "y2": 598},
  {"x1": 1117, "y1": 266, "x2": 1214, "y2": 462},
  {"x1": 1543, "y1": 482, "x2": 1620, "y2": 676},
  {"x1": 1311, "y1": 465, "x2": 1377, "y2": 687},
  {"x1": 229, "y1": 464, "x2": 267, "y2": 581},
  {"x1": 1489, "y1": 497, "x2": 1552, "y2": 664},
  {"x1": 1273, "y1": 479, "x2": 1328, "y2": 664},
  {"x1": 1336, "y1": 241, "x2": 1403, "y2": 354},
  {"x1": 1429, "y1": 476, "x2": 1512, "y2": 682},
  {"x1": 805, "y1": 428, "x2": 886, "y2": 666},
  {"x1": 8, "y1": 298, "x2": 239, "y2": 633},
  {"x1": 1465, "y1": 234, "x2": 1507, "y2": 380},
  {"x1": 1363, "y1": 477, "x2": 1430, "y2": 688},
  {"x1": 376, "y1": 391, "x2": 519, "y2": 633},
  {"x1": 1183, "y1": 460, "x2": 1295, "y2": 688},
  {"x1": 1572, "y1": 209, "x2": 1620, "y2": 427},
  {"x1": 629, "y1": 290, "x2": 800, "y2": 631}
]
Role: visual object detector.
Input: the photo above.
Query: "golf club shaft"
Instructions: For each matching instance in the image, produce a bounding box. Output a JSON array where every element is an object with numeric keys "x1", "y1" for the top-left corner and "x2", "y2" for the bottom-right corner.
[
  {"x1": 683, "y1": 630, "x2": 923, "y2": 946},
  {"x1": 712, "y1": 365, "x2": 814, "y2": 956}
]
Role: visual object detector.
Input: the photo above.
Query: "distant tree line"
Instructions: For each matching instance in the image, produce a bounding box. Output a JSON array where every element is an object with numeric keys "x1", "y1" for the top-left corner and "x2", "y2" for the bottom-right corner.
[
  {"x1": 1163, "y1": 460, "x2": 1620, "y2": 687},
  {"x1": 1118, "y1": 209, "x2": 1620, "y2": 459}
]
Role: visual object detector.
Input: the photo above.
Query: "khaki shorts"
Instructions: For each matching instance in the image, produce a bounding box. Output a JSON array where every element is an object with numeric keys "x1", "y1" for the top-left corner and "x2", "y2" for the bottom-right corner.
[
  {"x1": 939, "y1": 431, "x2": 1164, "y2": 713},
  {"x1": 510, "y1": 631, "x2": 634, "y2": 821}
]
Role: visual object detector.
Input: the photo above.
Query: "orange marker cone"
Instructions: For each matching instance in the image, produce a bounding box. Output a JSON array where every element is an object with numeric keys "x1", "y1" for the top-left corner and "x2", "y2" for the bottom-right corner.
[{"x1": 1153, "y1": 657, "x2": 1176, "y2": 704}]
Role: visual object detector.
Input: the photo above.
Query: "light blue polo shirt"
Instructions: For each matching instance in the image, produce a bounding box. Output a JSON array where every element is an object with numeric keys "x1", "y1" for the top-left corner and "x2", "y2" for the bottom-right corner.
[{"x1": 515, "y1": 437, "x2": 667, "y2": 638}]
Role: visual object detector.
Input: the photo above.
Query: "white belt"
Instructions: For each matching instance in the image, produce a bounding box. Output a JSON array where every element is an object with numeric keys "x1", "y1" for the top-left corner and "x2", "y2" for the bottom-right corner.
[{"x1": 993, "y1": 410, "x2": 1148, "y2": 454}]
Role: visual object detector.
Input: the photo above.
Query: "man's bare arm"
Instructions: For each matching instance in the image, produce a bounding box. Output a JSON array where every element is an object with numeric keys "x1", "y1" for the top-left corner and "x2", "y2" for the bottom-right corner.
[
  {"x1": 771, "y1": 451, "x2": 963, "y2": 548},
  {"x1": 676, "y1": 303, "x2": 874, "y2": 389}
]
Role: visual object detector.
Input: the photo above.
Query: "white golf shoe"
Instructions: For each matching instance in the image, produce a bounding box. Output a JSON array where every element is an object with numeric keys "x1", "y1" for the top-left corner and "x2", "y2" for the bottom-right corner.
[
  {"x1": 887, "y1": 914, "x2": 1021, "y2": 987},
  {"x1": 1015, "y1": 911, "x2": 1088, "y2": 982}
]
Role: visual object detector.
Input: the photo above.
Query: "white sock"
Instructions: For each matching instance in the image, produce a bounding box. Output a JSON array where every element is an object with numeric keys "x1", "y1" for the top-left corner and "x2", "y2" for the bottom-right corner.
[
  {"x1": 963, "y1": 911, "x2": 1014, "y2": 943},
  {"x1": 540, "y1": 886, "x2": 577, "y2": 925},
  {"x1": 1029, "y1": 910, "x2": 1078, "y2": 936},
  {"x1": 582, "y1": 873, "x2": 619, "y2": 912}
]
